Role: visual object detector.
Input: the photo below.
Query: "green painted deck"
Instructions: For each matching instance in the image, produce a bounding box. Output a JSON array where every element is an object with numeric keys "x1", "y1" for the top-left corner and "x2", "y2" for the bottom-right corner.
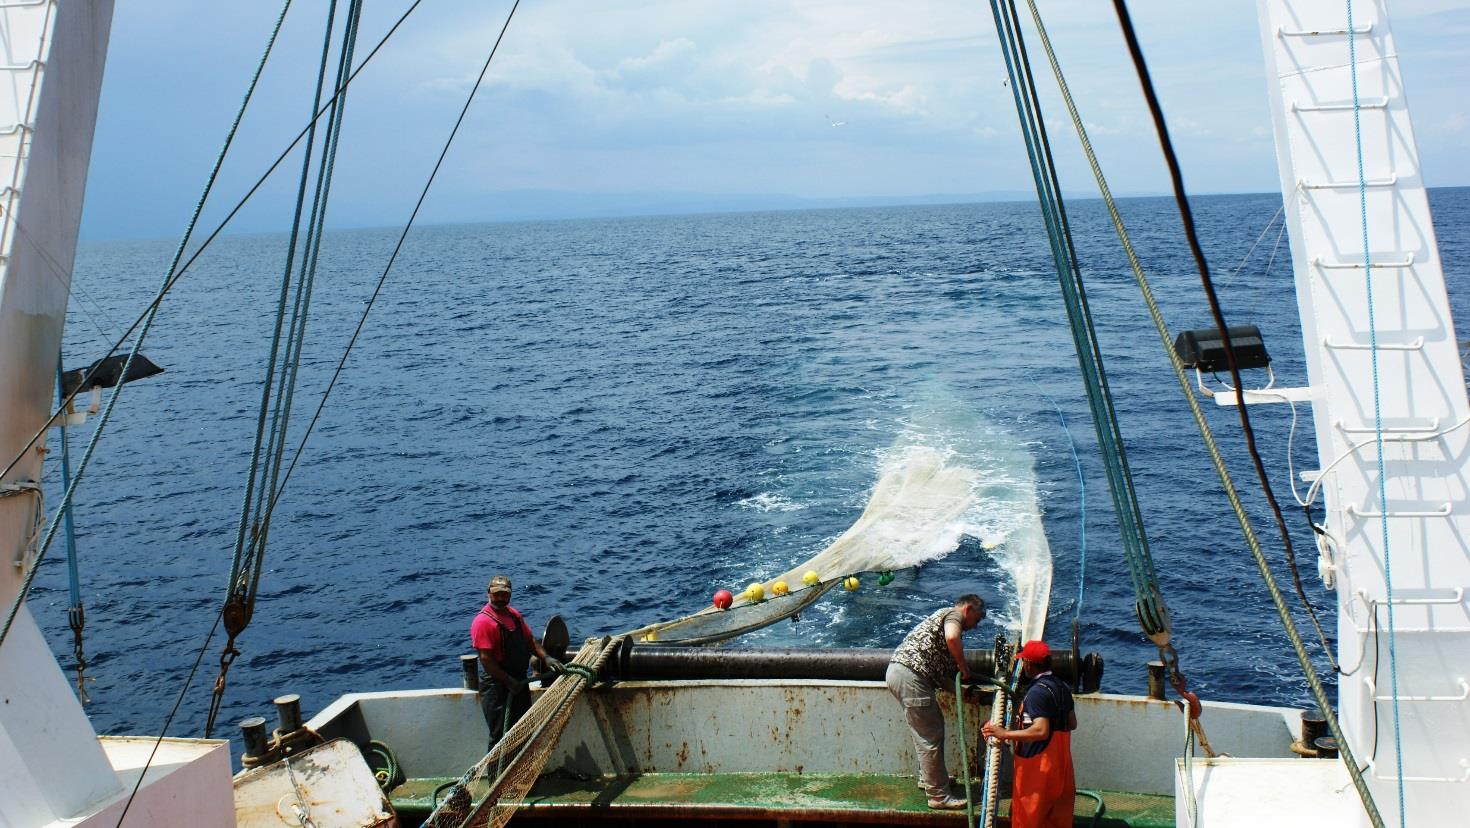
[{"x1": 391, "y1": 773, "x2": 1174, "y2": 826}]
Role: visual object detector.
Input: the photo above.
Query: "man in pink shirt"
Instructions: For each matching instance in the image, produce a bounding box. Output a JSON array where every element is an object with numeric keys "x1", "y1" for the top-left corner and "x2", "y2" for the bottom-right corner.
[{"x1": 471, "y1": 575, "x2": 558, "y2": 751}]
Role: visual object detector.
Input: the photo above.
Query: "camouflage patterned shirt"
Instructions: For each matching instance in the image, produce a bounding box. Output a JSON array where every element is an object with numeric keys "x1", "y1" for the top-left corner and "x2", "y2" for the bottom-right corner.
[{"x1": 890, "y1": 607, "x2": 964, "y2": 685}]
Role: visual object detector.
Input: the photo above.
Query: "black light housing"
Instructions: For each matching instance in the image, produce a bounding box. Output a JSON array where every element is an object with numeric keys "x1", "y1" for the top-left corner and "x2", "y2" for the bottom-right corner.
[{"x1": 1173, "y1": 325, "x2": 1271, "y2": 373}]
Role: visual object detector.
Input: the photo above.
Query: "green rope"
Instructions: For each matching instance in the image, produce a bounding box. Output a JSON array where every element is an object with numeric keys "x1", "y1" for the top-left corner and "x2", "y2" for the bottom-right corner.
[
  {"x1": 987, "y1": 0, "x2": 1169, "y2": 643},
  {"x1": 955, "y1": 671, "x2": 976, "y2": 828},
  {"x1": 1018, "y1": 1, "x2": 1384, "y2": 824},
  {"x1": 0, "y1": 0, "x2": 297, "y2": 654}
]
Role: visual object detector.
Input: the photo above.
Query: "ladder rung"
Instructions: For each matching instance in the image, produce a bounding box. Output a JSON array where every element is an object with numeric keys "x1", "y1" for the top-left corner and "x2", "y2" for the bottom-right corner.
[
  {"x1": 1314, "y1": 254, "x2": 1415, "y2": 270},
  {"x1": 1278, "y1": 23, "x2": 1374, "y2": 37},
  {"x1": 1301, "y1": 174, "x2": 1397, "y2": 189},
  {"x1": 1345, "y1": 502, "x2": 1451, "y2": 518},
  {"x1": 1369, "y1": 760, "x2": 1470, "y2": 784},
  {"x1": 1293, "y1": 97, "x2": 1389, "y2": 112},
  {"x1": 1323, "y1": 336, "x2": 1424, "y2": 351},
  {"x1": 1364, "y1": 677, "x2": 1469, "y2": 703},
  {"x1": 0, "y1": 0, "x2": 54, "y2": 7},
  {"x1": 0, "y1": 60, "x2": 43, "y2": 72},
  {"x1": 0, "y1": 124, "x2": 31, "y2": 136},
  {"x1": 1335, "y1": 417, "x2": 1440, "y2": 435},
  {"x1": 1359, "y1": 587, "x2": 1466, "y2": 606}
]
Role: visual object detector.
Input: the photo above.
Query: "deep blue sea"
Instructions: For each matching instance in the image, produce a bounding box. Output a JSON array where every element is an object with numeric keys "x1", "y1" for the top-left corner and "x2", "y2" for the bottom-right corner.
[{"x1": 34, "y1": 187, "x2": 1470, "y2": 757}]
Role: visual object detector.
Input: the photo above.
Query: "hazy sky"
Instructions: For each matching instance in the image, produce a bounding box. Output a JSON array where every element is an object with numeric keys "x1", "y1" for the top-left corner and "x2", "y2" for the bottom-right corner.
[{"x1": 80, "y1": 0, "x2": 1469, "y2": 239}]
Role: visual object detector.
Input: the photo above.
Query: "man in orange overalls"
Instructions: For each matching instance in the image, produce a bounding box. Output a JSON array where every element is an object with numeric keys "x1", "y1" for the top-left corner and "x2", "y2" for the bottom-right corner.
[{"x1": 982, "y1": 640, "x2": 1076, "y2": 827}]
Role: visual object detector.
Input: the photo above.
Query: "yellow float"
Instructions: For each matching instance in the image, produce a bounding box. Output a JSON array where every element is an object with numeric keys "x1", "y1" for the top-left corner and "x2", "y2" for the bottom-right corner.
[
  {"x1": 802, "y1": 570, "x2": 820, "y2": 587},
  {"x1": 772, "y1": 580, "x2": 790, "y2": 596},
  {"x1": 842, "y1": 575, "x2": 860, "y2": 592}
]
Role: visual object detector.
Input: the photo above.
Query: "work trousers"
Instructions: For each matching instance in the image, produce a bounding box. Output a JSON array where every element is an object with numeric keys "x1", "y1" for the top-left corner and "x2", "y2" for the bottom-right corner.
[
  {"x1": 479, "y1": 678, "x2": 531, "y2": 753},
  {"x1": 886, "y1": 661, "x2": 950, "y2": 799}
]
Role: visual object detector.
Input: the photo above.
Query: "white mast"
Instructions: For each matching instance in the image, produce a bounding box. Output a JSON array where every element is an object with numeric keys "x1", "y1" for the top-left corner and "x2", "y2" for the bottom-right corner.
[
  {"x1": 0, "y1": 3, "x2": 231, "y2": 826},
  {"x1": 1256, "y1": 0, "x2": 1470, "y2": 823},
  {"x1": 0, "y1": 0, "x2": 124, "y2": 820}
]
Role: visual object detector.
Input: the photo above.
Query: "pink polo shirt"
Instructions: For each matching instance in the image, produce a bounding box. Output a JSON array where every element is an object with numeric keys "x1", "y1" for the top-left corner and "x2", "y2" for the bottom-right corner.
[{"x1": 470, "y1": 603, "x2": 533, "y2": 662}]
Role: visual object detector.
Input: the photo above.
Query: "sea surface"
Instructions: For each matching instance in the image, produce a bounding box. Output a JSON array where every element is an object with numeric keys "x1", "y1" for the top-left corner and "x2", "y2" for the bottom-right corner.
[{"x1": 34, "y1": 187, "x2": 1470, "y2": 756}]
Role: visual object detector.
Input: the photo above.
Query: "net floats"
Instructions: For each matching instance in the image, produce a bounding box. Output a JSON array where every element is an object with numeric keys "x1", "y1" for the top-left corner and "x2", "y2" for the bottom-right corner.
[
  {"x1": 745, "y1": 582, "x2": 766, "y2": 602},
  {"x1": 877, "y1": 570, "x2": 895, "y2": 586},
  {"x1": 842, "y1": 575, "x2": 860, "y2": 591},
  {"x1": 712, "y1": 589, "x2": 733, "y2": 610},
  {"x1": 802, "y1": 570, "x2": 820, "y2": 586},
  {"x1": 772, "y1": 580, "x2": 790, "y2": 596}
]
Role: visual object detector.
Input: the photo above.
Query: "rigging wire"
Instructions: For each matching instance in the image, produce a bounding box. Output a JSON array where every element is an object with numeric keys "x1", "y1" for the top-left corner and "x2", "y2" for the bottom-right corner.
[
  {"x1": 1346, "y1": 0, "x2": 1404, "y2": 821},
  {"x1": 1103, "y1": 1, "x2": 1384, "y2": 823},
  {"x1": 1030, "y1": 379, "x2": 1085, "y2": 618},
  {"x1": 1107, "y1": 0, "x2": 1333, "y2": 664},
  {"x1": 0, "y1": 0, "x2": 427, "y2": 654},
  {"x1": 55, "y1": 358, "x2": 89, "y2": 703},
  {"x1": 1219, "y1": 200, "x2": 1285, "y2": 291},
  {"x1": 988, "y1": 0, "x2": 1167, "y2": 642},
  {"x1": 0, "y1": 0, "x2": 427, "y2": 493},
  {"x1": 207, "y1": 0, "x2": 362, "y2": 738},
  {"x1": 0, "y1": 0, "x2": 298, "y2": 652},
  {"x1": 237, "y1": 0, "x2": 524, "y2": 591}
]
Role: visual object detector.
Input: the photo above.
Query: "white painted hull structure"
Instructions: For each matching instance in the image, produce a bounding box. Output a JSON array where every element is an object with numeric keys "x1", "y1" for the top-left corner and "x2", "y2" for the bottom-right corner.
[
  {"x1": 0, "y1": 2, "x2": 235, "y2": 826},
  {"x1": 1175, "y1": 1, "x2": 1470, "y2": 824}
]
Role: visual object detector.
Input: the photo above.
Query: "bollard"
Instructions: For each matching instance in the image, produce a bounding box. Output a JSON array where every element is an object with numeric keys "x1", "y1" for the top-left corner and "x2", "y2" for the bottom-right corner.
[
  {"x1": 1301, "y1": 710, "x2": 1329, "y2": 748},
  {"x1": 274, "y1": 694, "x2": 302, "y2": 734},
  {"x1": 1146, "y1": 660, "x2": 1166, "y2": 700},
  {"x1": 1312, "y1": 736, "x2": 1339, "y2": 759},
  {"x1": 461, "y1": 654, "x2": 481, "y2": 691},
  {"x1": 240, "y1": 716, "x2": 270, "y2": 761}
]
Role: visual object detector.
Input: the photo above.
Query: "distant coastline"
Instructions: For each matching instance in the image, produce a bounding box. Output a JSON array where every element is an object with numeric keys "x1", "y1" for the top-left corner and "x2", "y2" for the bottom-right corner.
[{"x1": 80, "y1": 184, "x2": 1470, "y2": 243}]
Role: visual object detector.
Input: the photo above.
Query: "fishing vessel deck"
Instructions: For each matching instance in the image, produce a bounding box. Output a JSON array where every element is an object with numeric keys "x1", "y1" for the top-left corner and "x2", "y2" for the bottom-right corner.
[{"x1": 305, "y1": 670, "x2": 1314, "y2": 826}]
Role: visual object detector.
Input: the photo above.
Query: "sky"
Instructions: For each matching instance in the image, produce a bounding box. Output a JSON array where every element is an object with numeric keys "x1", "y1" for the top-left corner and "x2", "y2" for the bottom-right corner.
[{"x1": 78, "y1": 0, "x2": 1470, "y2": 239}]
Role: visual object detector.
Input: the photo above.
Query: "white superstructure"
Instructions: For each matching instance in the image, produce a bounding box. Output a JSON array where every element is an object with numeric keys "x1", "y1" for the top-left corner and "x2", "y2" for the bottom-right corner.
[
  {"x1": 0, "y1": 2, "x2": 233, "y2": 825},
  {"x1": 1183, "y1": 1, "x2": 1470, "y2": 824}
]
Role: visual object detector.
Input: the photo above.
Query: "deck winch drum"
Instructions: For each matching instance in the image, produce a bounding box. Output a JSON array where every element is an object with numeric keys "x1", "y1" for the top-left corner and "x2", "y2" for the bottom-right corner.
[{"x1": 614, "y1": 643, "x2": 1102, "y2": 691}]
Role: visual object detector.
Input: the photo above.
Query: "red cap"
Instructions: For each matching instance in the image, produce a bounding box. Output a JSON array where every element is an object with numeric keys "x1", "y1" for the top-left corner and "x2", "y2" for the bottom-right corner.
[{"x1": 1019, "y1": 640, "x2": 1051, "y2": 663}]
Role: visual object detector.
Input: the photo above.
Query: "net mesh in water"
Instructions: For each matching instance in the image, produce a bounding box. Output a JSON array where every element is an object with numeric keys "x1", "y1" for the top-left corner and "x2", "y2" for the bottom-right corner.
[{"x1": 628, "y1": 445, "x2": 978, "y2": 645}]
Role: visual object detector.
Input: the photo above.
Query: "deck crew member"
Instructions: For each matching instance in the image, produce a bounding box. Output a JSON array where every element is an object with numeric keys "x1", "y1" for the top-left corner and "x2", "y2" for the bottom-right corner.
[
  {"x1": 886, "y1": 593, "x2": 987, "y2": 811},
  {"x1": 470, "y1": 575, "x2": 560, "y2": 751},
  {"x1": 982, "y1": 640, "x2": 1076, "y2": 828}
]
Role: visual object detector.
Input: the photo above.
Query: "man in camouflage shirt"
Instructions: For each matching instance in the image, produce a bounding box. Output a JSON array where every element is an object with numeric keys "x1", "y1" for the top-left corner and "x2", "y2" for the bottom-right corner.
[{"x1": 885, "y1": 594, "x2": 987, "y2": 810}]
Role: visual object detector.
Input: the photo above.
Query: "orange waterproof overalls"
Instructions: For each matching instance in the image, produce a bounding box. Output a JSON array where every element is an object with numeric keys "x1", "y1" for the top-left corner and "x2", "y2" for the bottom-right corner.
[{"x1": 1010, "y1": 677, "x2": 1076, "y2": 828}]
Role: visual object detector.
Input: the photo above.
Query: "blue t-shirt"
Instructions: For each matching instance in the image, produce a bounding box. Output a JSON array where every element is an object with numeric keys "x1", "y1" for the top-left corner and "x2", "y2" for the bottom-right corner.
[{"x1": 1015, "y1": 674, "x2": 1074, "y2": 759}]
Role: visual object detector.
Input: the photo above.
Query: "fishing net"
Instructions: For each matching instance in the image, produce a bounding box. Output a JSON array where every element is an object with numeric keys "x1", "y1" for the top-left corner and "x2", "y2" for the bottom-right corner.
[
  {"x1": 630, "y1": 445, "x2": 979, "y2": 644},
  {"x1": 422, "y1": 636, "x2": 622, "y2": 828}
]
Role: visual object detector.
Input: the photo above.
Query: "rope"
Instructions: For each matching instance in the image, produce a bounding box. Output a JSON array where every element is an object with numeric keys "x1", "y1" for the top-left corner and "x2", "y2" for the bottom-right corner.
[
  {"x1": 954, "y1": 671, "x2": 976, "y2": 828},
  {"x1": 0, "y1": 0, "x2": 427, "y2": 493},
  {"x1": 1017, "y1": 1, "x2": 1383, "y2": 823},
  {"x1": 55, "y1": 358, "x2": 88, "y2": 702},
  {"x1": 0, "y1": 0, "x2": 298, "y2": 655},
  {"x1": 1031, "y1": 379, "x2": 1085, "y2": 618},
  {"x1": 1346, "y1": 0, "x2": 1404, "y2": 821},
  {"x1": 978, "y1": 660, "x2": 1019, "y2": 828},
  {"x1": 226, "y1": 0, "x2": 524, "y2": 598},
  {"x1": 424, "y1": 635, "x2": 621, "y2": 828},
  {"x1": 208, "y1": 0, "x2": 361, "y2": 738}
]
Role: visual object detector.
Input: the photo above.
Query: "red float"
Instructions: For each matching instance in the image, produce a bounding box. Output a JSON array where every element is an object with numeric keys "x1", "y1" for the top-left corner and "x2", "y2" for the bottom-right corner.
[{"x1": 712, "y1": 589, "x2": 733, "y2": 610}]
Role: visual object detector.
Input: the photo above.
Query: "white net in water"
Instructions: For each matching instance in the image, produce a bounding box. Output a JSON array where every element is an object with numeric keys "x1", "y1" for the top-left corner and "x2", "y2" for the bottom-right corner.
[{"x1": 632, "y1": 445, "x2": 981, "y2": 644}]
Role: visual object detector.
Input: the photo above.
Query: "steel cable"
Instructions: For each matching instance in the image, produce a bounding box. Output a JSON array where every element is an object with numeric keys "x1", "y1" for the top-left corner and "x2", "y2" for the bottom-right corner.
[{"x1": 1015, "y1": 0, "x2": 1385, "y2": 822}]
